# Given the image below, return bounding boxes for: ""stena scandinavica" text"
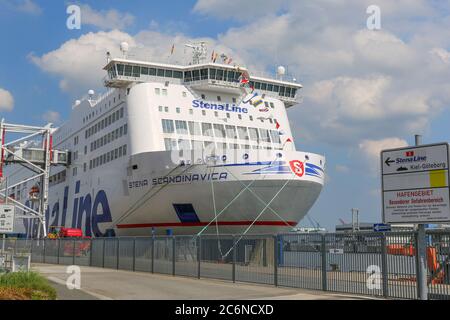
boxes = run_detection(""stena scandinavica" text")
[192,100,248,113]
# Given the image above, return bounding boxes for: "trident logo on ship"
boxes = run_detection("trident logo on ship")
[289,160,304,177]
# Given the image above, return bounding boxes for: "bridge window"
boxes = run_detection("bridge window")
[117,64,124,75]
[261,82,267,91]
[149,68,156,76]
[209,68,216,79]
[216,69,224,81]
[132,66,140,77]
[124,65,132,77]
[165,69,173,78]
[141,67,149,75]
[184,71,192,82]
[173,71,183,79]
[200,69,208,80]
[267,84,273,91]
[192,69,200,81]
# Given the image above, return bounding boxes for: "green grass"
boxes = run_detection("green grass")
[0,272,56,300]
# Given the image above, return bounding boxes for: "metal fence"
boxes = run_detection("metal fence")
[2,231,450,300]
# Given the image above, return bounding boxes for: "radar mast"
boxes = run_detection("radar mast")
[184,42,207,65]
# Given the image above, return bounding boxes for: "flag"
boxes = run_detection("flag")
[211,50,215,61]
[213,52,218,63]
[275,120,280,130]
[239,73,249,84]
[227,58,233,64]
[259,107,269,112]
[170,44,175,55]
[286,138,292,143]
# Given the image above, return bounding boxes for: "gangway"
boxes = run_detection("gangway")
[0,120,70,237]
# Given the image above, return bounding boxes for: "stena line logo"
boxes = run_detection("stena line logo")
[289,160,304,177]
[192,100,248,114]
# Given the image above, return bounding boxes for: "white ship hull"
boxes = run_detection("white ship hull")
[22,149,324,237]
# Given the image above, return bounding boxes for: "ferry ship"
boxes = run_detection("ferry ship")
[11,42,326,237]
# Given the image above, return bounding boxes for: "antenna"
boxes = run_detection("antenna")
[120,42,129,58]
[277,66,286,81]
[184,42,207,65]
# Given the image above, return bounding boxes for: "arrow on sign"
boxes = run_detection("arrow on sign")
[385,157,395,166]
[373,224,391,232]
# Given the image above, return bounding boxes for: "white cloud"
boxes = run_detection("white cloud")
[335,165,350,173]
[6,0,42,15]
[29,30,136,95]
[0,88,14,112]
[29,28,244,96]
[193,0,284,21]
[79,4,135,30]
[42,110,61,124]
[359,137,408,173]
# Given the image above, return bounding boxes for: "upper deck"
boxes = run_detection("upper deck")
[103,58,302,108]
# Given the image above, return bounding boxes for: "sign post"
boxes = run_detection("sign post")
[381,136,450,300]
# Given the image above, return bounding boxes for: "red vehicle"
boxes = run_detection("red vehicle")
[47,226,91,257]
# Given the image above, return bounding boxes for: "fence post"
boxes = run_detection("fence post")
[72,239,76,265]
[43,239,46,264]
[172,236,176,276]
[380,233,389,298]
[197,236,201,279]
[102,239,106,268]
[89,239,93,267]
[415,230,428,300]
[274,235,278,287]
[29,239,33,262]
[321,234,327,291]
[116,238,120,270]
[151,236,155,274]
[132,238,136,272]
[232,236,236,283]
[57,239,61,265]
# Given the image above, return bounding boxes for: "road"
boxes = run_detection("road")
[32,263,376,300]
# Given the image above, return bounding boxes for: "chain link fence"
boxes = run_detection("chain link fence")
[2,231,450,300]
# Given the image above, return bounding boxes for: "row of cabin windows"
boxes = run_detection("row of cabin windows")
[90,124,128,152]
[184,68,297,98]
[110,64,297,99]
[249,81,296,98]
[82,94,121,124]
[115,64,183,79]
[161,119,282,144]
[164,139,282,152]
[158,105,275,124]
[85,107,125,139]
[90,145,128,170]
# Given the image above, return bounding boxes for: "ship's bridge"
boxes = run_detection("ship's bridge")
[103,58,302,107]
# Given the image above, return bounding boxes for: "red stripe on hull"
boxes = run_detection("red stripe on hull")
[117,220,297,229]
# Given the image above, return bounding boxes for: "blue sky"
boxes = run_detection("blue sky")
[0,0,449,230]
